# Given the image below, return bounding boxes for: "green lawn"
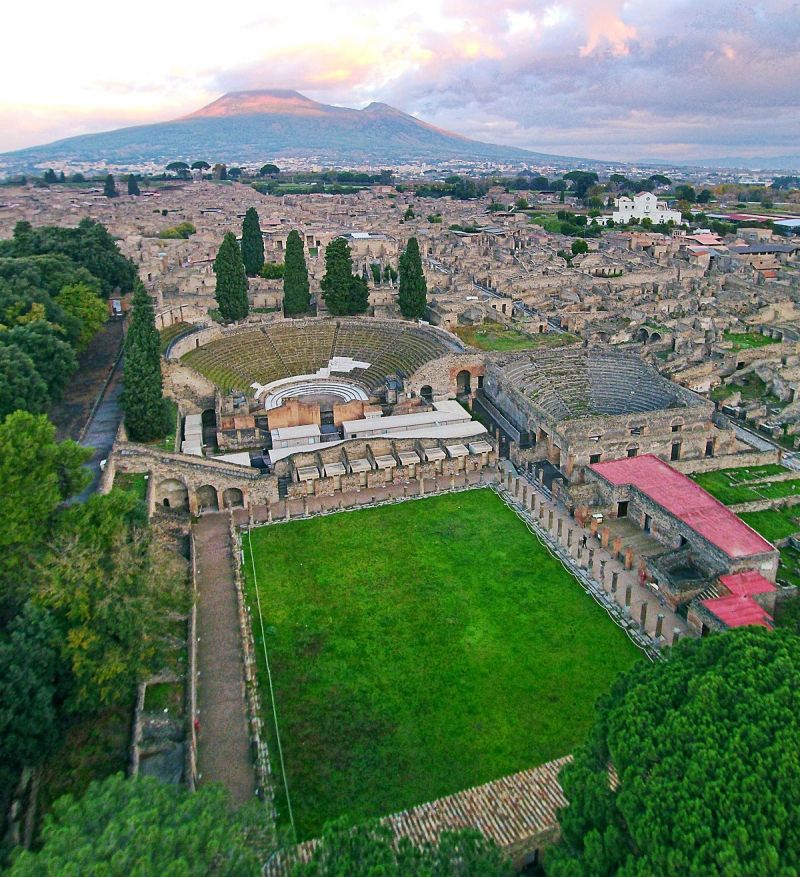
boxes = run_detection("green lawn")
[113,471,148,501]
[722,331,780,351]
[454,322,580,352]
[739,507,800,542]
[692,465,795,505]
[242,489,641,841]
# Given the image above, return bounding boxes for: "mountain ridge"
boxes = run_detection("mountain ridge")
[0,89,580,171]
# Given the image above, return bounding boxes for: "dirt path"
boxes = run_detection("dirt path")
[193,514,256,805]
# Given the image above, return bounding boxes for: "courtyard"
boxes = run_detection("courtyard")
[454,322,578,352]
[242,488,641,840]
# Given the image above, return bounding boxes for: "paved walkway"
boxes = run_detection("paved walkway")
[73,357,124,503]
[194,513,255,805]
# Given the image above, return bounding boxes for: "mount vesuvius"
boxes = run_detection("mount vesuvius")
[0,89,571,171]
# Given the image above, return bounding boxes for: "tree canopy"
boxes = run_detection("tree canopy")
[213,232,249,322]
[103,174,117,198]
[293,818,511,877]
[8,775,263,876]
[121,284,170,442]
[397,237,427,320]
[321,238,369,316]
[0,344,49,421]
[127,175,140,196]
[37,490,187,711]
[283,229,310,316]
[240,207,265,276]
[547,628,800,877]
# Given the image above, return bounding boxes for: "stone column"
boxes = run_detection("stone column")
[611,571,619,595]
[672,628,682,645]
[566,529,573,547]
[655,613,664,639]
[624,585,632,607]
[624,547,634,570]
[557,518,563,538]
[639,602,648,629]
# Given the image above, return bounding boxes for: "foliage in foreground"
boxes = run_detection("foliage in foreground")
[9,775,264,876]
[397,236,427,319]
[546,627,800,876]
[293,818,511,877]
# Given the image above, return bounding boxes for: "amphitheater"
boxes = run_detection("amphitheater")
[496,346,694,421]
[481,346,733,477]
[180,317,462,399]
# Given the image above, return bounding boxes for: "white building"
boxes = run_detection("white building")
[599,192,682,226]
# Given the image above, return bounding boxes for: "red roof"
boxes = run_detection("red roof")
[719,570,776,597]
[589,455,775,559]
[700,594,772,628]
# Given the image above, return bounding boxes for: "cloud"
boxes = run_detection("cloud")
[2,0,799,162]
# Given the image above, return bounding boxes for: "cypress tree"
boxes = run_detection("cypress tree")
[127,175,140,196]
[240,207,264,276]
[213,232,249,322]
[283,229,310,316]
[121,284,170,442]
[321,238,369,316]
[103,174,117,198]
[397,237,428,319]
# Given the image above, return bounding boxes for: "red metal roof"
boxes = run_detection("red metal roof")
[589,454,775,559]
[700,594,772,628]
[719,570,776,597]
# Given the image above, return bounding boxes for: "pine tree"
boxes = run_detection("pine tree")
[240,207,264,276]
[121,284,170,442]
[103,174,117,198]
[398,237,428,319]
[283,229,310,316]
[127,175,140,196]
[213,232,249,322]
[321,238,369,316]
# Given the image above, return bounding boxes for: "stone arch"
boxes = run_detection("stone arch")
[157,478,189,511]
[201,408,216,428]
[420,385,433,403]
[196,484,219,513]
[636,327,649,343]
[456,370,472,396]
[649,331,661,342]
[222,487,244,509]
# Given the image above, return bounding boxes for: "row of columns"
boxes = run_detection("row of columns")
[503,468,682,647]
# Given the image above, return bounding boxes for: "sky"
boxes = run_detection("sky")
[1,0,798,162]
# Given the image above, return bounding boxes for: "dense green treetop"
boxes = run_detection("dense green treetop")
[8,218,137,296]
[0,603,60,796]
[38,490,187,712]
[213,232,250,322]
[321,238,368,316]
[121,284,170,442]
[397,236,427,320]
[0,344,49,421]
[547,628,800,877]
[293,819,511,877]
[0,411,89,614]
[241,207,265,276]
[9,775,263,876]
[283,229,310,316]
[2,320,78,401]
[127,174,140,196]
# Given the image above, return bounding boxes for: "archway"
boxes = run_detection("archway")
[456,370,472,396]
[636,327,649,343]
[649,331,661,343]
[157,478,189,511]
[420,385,433,403]
[196,484,219,513]
[223,487,244,509]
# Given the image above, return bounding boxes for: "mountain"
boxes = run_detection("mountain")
[0,89,575,171]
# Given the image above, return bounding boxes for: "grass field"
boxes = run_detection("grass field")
[242,489,641,840]
[692,464,792,505]
[722,331,780,351]
[454,322,579,352]
[739,507,800,542]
